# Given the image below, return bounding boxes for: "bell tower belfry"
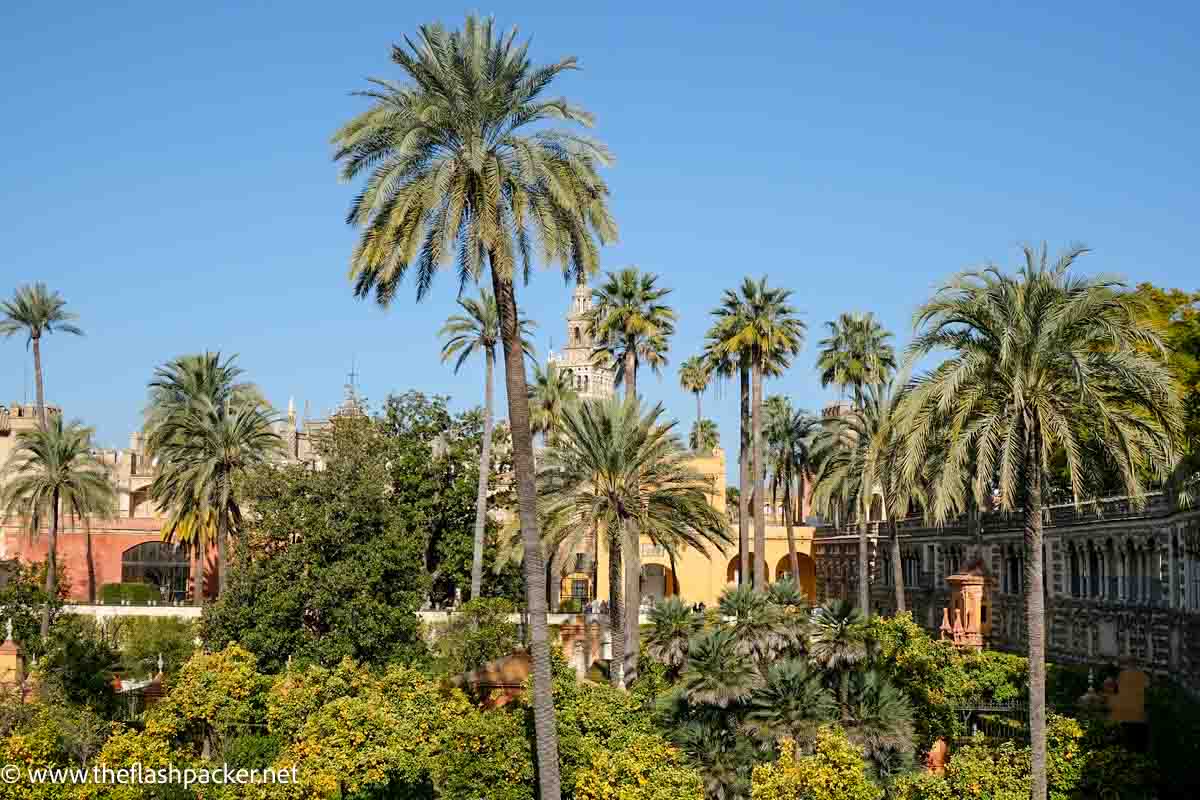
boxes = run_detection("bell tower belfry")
[547,282,614,401]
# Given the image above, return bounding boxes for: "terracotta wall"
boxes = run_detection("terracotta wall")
[1,518,213,601]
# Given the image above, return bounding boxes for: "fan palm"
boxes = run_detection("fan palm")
[709,278,805,589]
[332,18,617,793]
[646,596,703,679]
[808,599,867,674]
[898,243,1180,798]
[841,669,915,780]
[678,627,761,708]
[744,658,835,755]
[816,311,896,408]
[538,396,730,687]
[1,418,115,631]
[689,419,720,453]
[679,355,710,437]
[528,361,579,445]
[439,290,535,599]
[717,584,790,672]
[1,283,83,428]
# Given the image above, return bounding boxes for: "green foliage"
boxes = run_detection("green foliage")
[575,732,704,800]
[432,597,519,676]
[866,614,1026,749]
[36,615,120,717]
[0,560,60,656]
[199,410,436,672]
[98,583,161,605]
[751,726,882,800]
[891,714,1157,800]
[107,616,197,679]
[1146,679,1200,799]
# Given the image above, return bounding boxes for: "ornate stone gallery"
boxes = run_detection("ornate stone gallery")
[812,494,1200,692]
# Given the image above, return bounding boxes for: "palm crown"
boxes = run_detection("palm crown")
[816,311,896,405]
[333,15,617,301]
[587,267,676,397]
[0,283,83,344]
[438,289,536,372]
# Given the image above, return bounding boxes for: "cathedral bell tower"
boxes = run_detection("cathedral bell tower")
[547,281,614,401]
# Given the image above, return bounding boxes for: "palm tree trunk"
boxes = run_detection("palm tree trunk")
[42,489,59,636]
[785,478,800,583]
[217,513,228,597]
[695,392,702,443]
[608,531,626,688]
[623,339,640,683]
[32,335,46,429]
[490,266,561,800]
[1024,430,1048,800]
[752,355,766,589]
[84,520,96,605]
[890,519,905,614]
[470,348,495,600]
[739,362,751,585]
[857,498,870,614]
[192,544,204,606]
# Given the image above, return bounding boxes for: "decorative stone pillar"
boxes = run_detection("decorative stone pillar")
[0,621,25,690]
[942,560,991,651]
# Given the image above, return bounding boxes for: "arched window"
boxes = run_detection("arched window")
[121,542,190,602]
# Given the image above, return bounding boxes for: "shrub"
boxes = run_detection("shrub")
[575,731,704,800]
[751,726,882,800]
[99,583,162,604]
[431,597,519,676]
[107,616,197,678]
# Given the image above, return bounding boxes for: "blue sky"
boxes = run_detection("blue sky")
[2,1,1197,477]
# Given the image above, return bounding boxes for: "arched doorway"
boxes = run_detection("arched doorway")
[726,555,765,587]
[121,541,190,602]
[775,554,817,602]
[641,564,678,605]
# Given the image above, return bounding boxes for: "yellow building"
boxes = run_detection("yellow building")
[554,445,817,609]
[537,282,818,610]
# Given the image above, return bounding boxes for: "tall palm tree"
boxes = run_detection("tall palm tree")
[145,354,280,599]
[709,278,805,589]
[1,418,115,631]
[528,361,579,445]
[679,355,710,437]
[586,267,676,681]
[439,290,535,600]
[332,19,617,791]
[898,243,1180,799]
[767,400,822,587]
[816,312,896,408]
[689,419,720,453]
[701,342,752,588]
[538,396,731,687]
[1,283,84,428]
[812,380,908,615]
